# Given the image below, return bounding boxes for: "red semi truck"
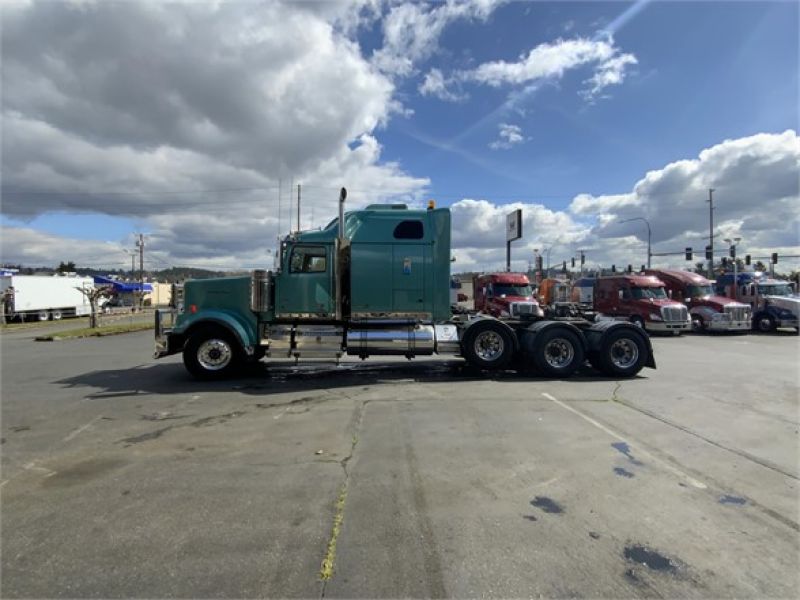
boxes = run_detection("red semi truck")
[644,269,751,332]
[593,275,691,333]
[473,272,544,319]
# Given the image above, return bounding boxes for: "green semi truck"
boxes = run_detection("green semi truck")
[154,189,655,379]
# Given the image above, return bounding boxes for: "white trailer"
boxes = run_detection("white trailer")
[1,275,95,321]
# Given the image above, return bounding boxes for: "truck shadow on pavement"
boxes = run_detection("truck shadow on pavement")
[56,359,644,400]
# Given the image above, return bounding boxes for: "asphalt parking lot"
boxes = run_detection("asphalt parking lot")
[1,326,798,598]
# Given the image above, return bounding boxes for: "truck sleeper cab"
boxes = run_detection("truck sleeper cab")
[594,275,690,333]
[155,189,656,380]
[644,269,750,333]
[715,273,799,333]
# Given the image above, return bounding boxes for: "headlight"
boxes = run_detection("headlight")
[535,307,544,317]
[499,309,510,317]
[649,313,662,321]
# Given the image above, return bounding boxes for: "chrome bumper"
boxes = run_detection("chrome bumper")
[154,309,178,358]
[778,318,799,329]
[707,319,751,332]
[646,320,691,332]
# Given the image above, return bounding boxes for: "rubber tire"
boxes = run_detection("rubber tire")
[755,314,776,333]
[183,325,243,380]
[630,315,645,329]
[37,311,49,321]
[51,310,63,321]
[526,328,585,378]
[461,320,515,370]
[691,315,706,333]
[596,328,648,378]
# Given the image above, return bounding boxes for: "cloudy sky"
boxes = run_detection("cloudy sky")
[1,0,798,274]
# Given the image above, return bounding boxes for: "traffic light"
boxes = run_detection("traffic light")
[571,257,575,268]
[611,264,616,272]
[705,245,713,260]
[641,265,646,273]
[562,261,567,272]
[685,247,693,261]
[729,245,736,259]
[772,252,778,264]
[580,252,585,266]
[627,264,632,273]
[745,254,751,266]
[721,257,728,267]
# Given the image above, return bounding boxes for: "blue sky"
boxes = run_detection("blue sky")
[378,0,797,206]
[1,0,798,272]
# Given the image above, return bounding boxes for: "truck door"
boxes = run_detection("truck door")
[277,244,334,317]
[392,244,428,314]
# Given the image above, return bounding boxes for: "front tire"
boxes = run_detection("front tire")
[691,315,706,333]
[461,320,515,370]
[526,328,584,378]
[630,315,645,329]
[183,325,243,380]
[594,329,648,378]
[754,314,776,333]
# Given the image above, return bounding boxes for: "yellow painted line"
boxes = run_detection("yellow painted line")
[319,485,348,580]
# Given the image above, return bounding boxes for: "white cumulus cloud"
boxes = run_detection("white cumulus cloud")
[488,123,527,150]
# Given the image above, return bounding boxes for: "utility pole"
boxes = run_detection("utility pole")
[137,233,144,311]
[297,183,301,232]
[707,188,715,279]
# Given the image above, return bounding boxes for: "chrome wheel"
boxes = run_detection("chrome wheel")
[197,338,233,371]
[757,316,774,332]
[610,338,639,369]
[473,330,505,362]
[543,338,575,368]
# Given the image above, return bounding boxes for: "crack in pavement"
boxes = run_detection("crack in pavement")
[319,396,370,596]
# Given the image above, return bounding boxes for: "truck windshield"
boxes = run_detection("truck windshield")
[630,287,668,299]
[686,284,714,297]
[494,284,531,297]
[758,284,794,296]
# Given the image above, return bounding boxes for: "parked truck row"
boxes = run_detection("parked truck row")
[464,268,796,334]
[155,190,656,380]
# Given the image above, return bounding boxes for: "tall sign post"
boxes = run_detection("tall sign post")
[506,209,522,272]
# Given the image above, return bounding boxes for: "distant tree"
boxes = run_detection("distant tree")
[754,261,768,272]
[57,261,76,273]
[75,285,113,328]
[693,262,706,275]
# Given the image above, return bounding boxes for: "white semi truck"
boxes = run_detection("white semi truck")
[1,275,95,321]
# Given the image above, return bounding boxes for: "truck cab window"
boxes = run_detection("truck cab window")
[621,288,631,300]
[393,220,424,239]
[290,246,327,273]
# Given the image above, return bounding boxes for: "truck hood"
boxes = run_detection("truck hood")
[634,298,682,309]
[765,295,800,313]
[687,295,747,310]
[493,295,539,307]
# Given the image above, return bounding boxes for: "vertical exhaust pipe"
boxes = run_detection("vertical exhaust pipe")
[338,187,346,242]
[335,187,347,321]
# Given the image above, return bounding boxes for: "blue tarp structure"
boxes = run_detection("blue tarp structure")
[93,276,152,293]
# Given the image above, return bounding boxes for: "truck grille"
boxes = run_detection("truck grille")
[660,305,688,323]
[509,302,539,317]
[724,305,748,321]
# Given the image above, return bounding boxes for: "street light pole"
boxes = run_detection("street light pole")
[620,217,652,269]
[724,237,741,300]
